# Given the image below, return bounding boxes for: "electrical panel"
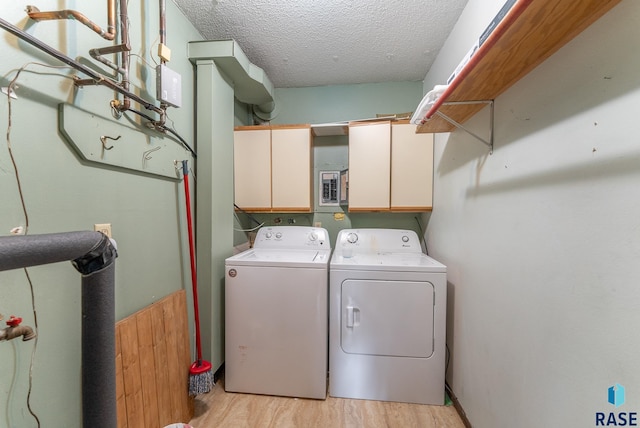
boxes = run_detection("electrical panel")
[319,171,339,206]
[319,170,348,206]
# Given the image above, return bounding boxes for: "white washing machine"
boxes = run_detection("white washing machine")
[225,226,331,399]
[329,228,447,405]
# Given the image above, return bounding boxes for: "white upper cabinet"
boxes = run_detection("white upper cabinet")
[234,127,272,211]
[234,125,312,212]
[271,127,312,211]
[391,122,434,211]
[348,121,433,212]
[348,121,392,211]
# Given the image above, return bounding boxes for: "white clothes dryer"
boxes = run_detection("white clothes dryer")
[329,228,447,405]
[225,226,331,399]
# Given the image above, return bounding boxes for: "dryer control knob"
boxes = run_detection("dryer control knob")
[309,232,318,241]
[275,232,282,239]
[346,232,358,244]
[402,235,409,243]
[265,232,273,239]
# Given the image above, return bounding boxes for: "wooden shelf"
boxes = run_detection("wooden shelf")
[416,0,622,134]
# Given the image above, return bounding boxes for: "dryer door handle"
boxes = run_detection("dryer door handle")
[346,306,360,328]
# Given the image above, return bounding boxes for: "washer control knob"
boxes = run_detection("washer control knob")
[309,232,318,241]
[402,235,409,243]
[346,233,358,244]
[265,232,273,239]
[275,232,282,239]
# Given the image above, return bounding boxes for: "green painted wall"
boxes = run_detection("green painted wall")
[0,2,201,427]
[234,82,432,248]
[2,5,437,426]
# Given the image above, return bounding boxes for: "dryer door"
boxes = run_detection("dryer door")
[341,279,434,358]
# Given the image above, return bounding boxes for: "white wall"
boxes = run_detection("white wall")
[423,1,640,427]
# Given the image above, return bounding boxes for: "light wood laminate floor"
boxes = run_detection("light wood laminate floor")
[189,376,466,428]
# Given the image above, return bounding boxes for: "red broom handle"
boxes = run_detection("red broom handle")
[182,160,203,362]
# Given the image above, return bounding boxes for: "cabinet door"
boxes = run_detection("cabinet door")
[271,127,312,211]
[233,128,271,210]
[348,122,391,211]
[391,123,433,211]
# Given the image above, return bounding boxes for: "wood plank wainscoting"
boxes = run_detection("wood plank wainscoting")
[116,290,194,427]
[114,290,467,427]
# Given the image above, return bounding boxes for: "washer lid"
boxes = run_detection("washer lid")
[331,252,446,273]
[226,248,331,268]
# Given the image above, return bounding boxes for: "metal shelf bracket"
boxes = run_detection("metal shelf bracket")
[434,100,494,154]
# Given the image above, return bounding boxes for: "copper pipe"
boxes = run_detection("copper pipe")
[84,0,130,111]
[26,3,116,41]
[90,45,128,75]
[88,14,131,76]
[156,0,168,126]
[159,0,166,49]
[119,0,131,111]
[0,16,163,116]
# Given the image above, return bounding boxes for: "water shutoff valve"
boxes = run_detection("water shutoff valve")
[6,315,22,327]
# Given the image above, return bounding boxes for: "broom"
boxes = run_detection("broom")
[182,160,214,396]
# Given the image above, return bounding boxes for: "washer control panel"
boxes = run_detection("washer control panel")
[253,226,330,249]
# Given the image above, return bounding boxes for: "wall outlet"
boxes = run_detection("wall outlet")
[94,223,112,238]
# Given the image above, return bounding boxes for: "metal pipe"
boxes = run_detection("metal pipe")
[0,231,118,428]
[0,325,36,341]
[156,0,169,126]
[119,0,131,111]
[90,46,128,75]
[26,4,116,41]
[0,17,163,116]
[85,0,131,111]
[159,0,166,51]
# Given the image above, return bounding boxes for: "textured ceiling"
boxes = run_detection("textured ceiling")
[173,0,469,88]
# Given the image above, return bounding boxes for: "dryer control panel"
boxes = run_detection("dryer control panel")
[335,228,421,255]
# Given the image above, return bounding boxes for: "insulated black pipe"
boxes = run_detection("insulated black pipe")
[80,261,116,428]
[0,231,117,428]
[0,231,108,270]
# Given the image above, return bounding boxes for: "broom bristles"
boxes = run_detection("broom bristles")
[189,370,214,396]
[189,360,214,396]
